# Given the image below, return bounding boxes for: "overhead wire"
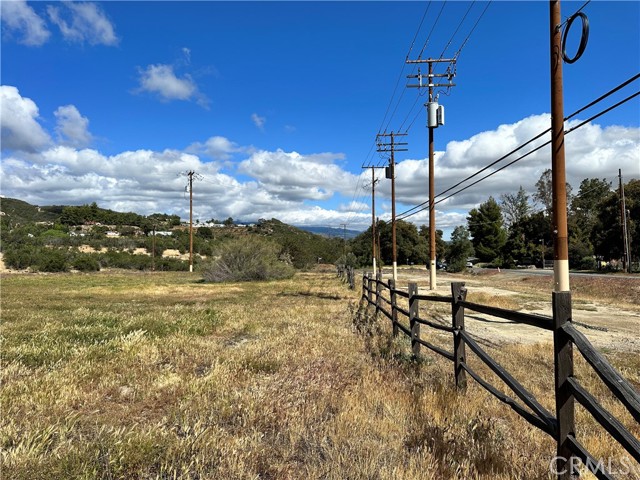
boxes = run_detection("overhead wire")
[453,0,492,60]
[376,2,432,138]
[388,74,640,223]
[396,88,639,222]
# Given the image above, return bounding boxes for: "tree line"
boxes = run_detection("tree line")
[349,171,639,272]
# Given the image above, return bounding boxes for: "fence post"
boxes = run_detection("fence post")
[553,291,575,480]
[389,278,398,337]
[348,267,354,289]
[451,282,467,390]
[375,271,382,316]
[366,272,373,304]
[408,282,420,357]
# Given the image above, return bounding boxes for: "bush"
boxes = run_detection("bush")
[202,237,295,282]
[72,254,101,272]
[37,249,69,272]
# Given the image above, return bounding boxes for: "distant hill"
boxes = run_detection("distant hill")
[298,225,362,239]
[0,197,60,225]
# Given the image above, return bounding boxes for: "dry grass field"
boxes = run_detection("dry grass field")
[1,268,638,479]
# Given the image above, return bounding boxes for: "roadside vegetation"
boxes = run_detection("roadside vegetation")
[1,270,638,479]
[350,174,639,272]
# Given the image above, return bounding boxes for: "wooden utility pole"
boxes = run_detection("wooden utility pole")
[182,170,201,273]
[619,169,631,273]
[339,223,347,257]
[152,224,156,271]
[549,1,570,292]
[406,57,456,290]
[377,132,407,281]
[188,171,194,273]
[363,166,384,273]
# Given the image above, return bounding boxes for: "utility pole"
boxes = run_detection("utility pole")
[182,170,202,273]
[619,169,630,273]
[549,1,570,292]
[339,223,347,257]
[152,223,156,272]
[406,57,456,290]
[377,132,408,281]
[363,166,385,274]
[376,216,381,274]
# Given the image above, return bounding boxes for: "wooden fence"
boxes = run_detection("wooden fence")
[336,264,355,290]
[360,272,639,480]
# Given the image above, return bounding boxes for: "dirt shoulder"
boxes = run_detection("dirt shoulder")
[374,267,640,353]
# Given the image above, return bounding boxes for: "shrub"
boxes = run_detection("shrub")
[202,237,295,282]
[72,254,101,272]
[36,248,69,272]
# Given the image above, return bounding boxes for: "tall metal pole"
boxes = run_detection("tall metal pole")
[428,62,437,290]
[550,1,570,292]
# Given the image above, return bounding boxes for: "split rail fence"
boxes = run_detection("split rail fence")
[360,272,639,479]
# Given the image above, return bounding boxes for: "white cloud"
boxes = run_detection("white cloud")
[187,136,243,161]
[0,85,51,152]
[338,200,369,213]
[1,0,50,46]
[54,105,92,148]
[137,64,208,107]
[376,113,640,215]
[251,113,266,131]
[1,91,637,234]
[47,2,118,46]
[239,149,356,201]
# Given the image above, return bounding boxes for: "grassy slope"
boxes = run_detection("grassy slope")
[1,271,638,479]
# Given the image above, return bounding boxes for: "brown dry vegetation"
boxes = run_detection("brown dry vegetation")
[1,269,638,479]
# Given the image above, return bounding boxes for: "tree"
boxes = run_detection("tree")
[500,186,531,228]
[447,226,474,272]
[592,179,639,264]
[534,168,573,213]
[467,196,507,263]
[418,226,446,262]
[570,178,612,239]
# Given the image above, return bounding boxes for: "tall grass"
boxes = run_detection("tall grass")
[1,270,638,479]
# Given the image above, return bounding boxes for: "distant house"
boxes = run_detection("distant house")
[106,231,120,238]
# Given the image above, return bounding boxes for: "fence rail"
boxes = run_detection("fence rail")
[358,271,639,479]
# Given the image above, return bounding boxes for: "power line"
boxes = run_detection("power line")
[390,85,640,224]
[453,1,492,60]
[417,0,448,59]
[437,1,476,60]
[376,2,432,140]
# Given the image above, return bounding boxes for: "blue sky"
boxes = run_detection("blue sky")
[1,0,639,238]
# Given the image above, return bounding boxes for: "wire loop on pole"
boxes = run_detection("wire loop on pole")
[562,12,589,64]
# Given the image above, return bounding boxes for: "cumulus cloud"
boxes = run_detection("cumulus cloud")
[239,149,356,201]
[0,85,51,152]
[187,136,243,161]
[47,2,118,46]
[1,0,50,46]
[338,200,369,213]
[54,105,92,148]
[1,92,637,233]
[377,113,640,215]
[251,113,266,131]
[137,64,208,107]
